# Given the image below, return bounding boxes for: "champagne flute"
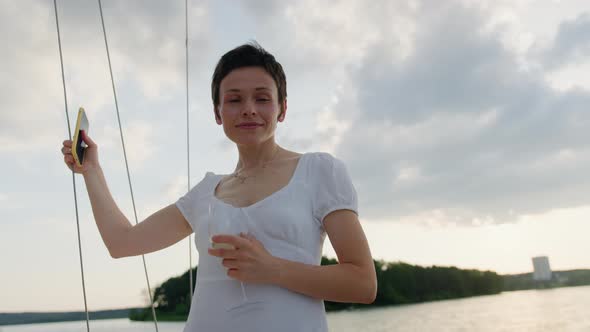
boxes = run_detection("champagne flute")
[208,202,235,250]
[208,202,254,309]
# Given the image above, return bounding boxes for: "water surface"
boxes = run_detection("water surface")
[3,285,589,331]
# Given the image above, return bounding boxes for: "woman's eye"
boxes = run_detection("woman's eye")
[229,99,240,103]
[257,98,270,102]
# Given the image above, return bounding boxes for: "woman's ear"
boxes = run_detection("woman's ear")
[214,107,222,125]
[278,99,287,122]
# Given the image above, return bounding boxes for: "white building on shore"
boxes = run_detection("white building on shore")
[532,256,552,281]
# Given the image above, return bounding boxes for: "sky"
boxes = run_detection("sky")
[1,0,589,312]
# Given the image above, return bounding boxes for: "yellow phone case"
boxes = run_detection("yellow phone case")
[72,107,89,167]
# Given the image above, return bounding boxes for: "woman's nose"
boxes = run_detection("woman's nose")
[242,100,257,116]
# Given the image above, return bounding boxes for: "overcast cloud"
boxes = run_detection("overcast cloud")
[1,0,589,311]
[235,0,590,224]
[333,1,590,223]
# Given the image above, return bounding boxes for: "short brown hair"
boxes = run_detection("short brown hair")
[211,42,287,119]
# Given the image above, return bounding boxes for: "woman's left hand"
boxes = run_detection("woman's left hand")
[208,233,281,284]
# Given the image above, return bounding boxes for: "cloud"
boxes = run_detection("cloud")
[0,0,68,150]
[537,12,590,91]
[327,1,590,224]
[276,130,314,152]
[164,175,191,203]
[237,0,415,75]
[213,0,590,225]
[3,0,588,228]
[541,12,590,69]
[99,122,158,168]
[313,87,353,154]
[0,0,211,152]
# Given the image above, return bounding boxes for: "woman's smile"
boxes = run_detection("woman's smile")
[236,122,264,129]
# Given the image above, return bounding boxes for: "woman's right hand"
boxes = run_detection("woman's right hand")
[61,130,100,174]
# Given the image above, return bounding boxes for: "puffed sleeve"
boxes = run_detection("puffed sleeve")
[312,153,359,225]
[175,172,213,232]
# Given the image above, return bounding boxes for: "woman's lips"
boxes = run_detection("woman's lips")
[237,123,263,129]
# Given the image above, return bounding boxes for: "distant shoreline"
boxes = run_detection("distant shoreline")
[0,308,137,326]
[4,269,589,326]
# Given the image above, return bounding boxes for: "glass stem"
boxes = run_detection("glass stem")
[240,282,248,302]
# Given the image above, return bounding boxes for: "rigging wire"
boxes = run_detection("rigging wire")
[185,0,194,304]
[55,1,192,327]
[96,0,159,330]
[52,0,91,330]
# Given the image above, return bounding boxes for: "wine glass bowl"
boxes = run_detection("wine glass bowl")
[208,201,259,310]
[208,202,236,250]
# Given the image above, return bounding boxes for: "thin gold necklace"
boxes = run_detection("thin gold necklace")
[231,147,280,184]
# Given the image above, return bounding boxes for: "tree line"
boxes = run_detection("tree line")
[5,266,587,325]
[503,269,590,291]
[130,257,504,320]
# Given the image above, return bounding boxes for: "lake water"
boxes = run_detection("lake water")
[3,285,589,331]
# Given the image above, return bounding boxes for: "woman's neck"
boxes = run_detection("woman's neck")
[234,140,282,171]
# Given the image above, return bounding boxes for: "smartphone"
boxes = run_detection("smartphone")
[72,107,89,167]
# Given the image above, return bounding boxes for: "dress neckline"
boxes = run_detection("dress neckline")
[212,152,309,210]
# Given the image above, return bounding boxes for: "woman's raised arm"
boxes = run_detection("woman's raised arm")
[62,133,193,259]
[109,203,192,258]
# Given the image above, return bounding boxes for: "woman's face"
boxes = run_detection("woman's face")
[216,66,286,147]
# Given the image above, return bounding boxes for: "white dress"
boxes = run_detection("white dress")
[175,152,358,332]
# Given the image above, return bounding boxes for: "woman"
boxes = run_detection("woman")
[61,42,376,331]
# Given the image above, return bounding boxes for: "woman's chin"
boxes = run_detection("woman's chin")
[231,137,273,147]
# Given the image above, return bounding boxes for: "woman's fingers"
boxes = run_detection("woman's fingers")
[222,258,242,269]
[210,234,251,250]
[208,247,240,259]
[61,138,89,174]
[81,131,96,148]
[62,140,72,156]
[63,153,77,171]
[64,159,73,171]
